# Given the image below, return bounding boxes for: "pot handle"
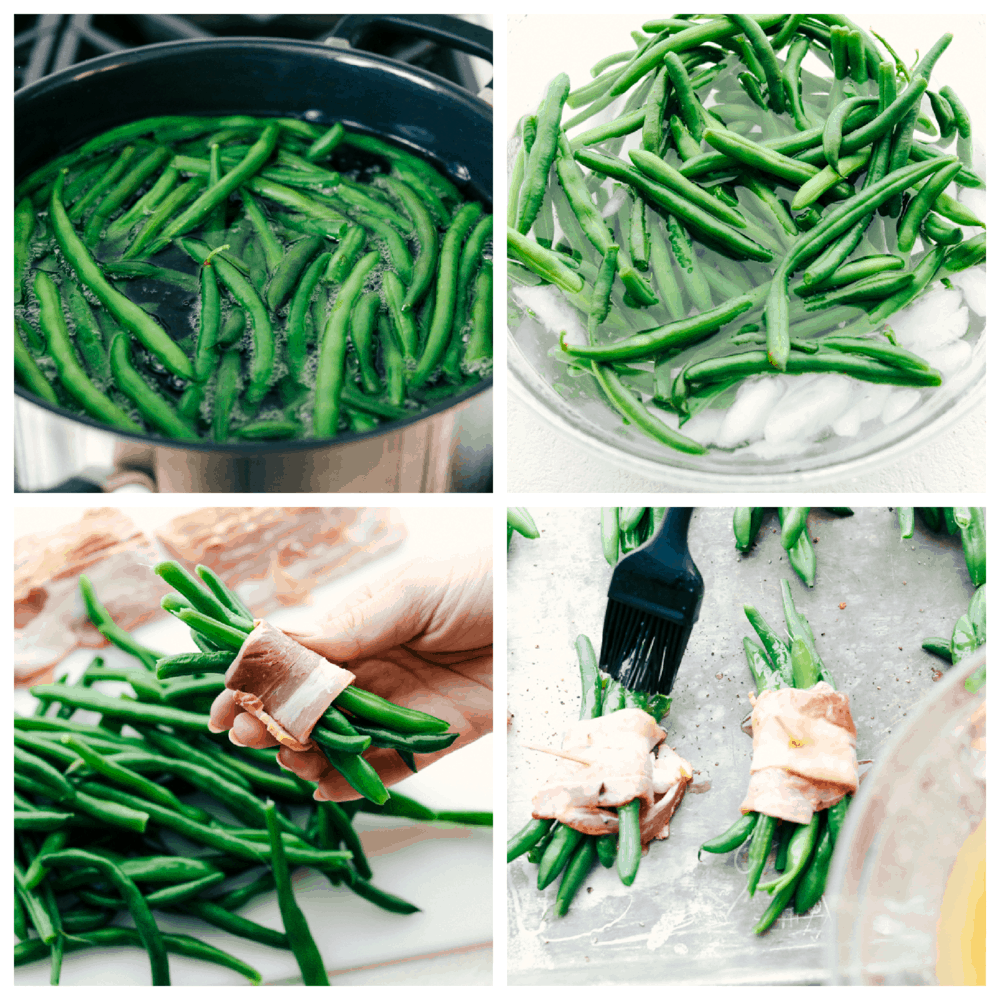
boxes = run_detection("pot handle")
[16,469,157,493]
[327,14,492,90]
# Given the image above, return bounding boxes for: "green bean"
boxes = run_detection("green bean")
[109,333,199,441]
[628,150,747,228]
[537,824,584,890]
[746,812,778,896]
[508,818,555,862]
[15,332,59,405]
[15,196,35,302]
[576,148,773,262]
[699,811,758,859]
[313,249,380,437]
[331,690,447,740]
[338,867,420,914]
[553,135,657,305]
[43,849,169,984]
[156,560,252,630]
[68,145,138,222]
[265,235,323,312]
[182,897,288,951]
[564,284,767,362]
[146,122,278,254]
[62,737,208,823]
[448,212,494,363]
[308,726,372,755]
[87,145,173,243]
[261,802,328,983]
[15,862,56,944]
[590,362,705,453]
[347,721,456,755]
[32,272,143,433]
[177,238,275,408]
[647,224,685,321]
[555,836,597,916]
[378,175,440,310]
[517,74,571,234]
[15,810,73,831]
[318,745,390,805]
[30,685,208,735]
[49,172,195,378]
[383,269,419,360]
[897,160,965,252]
[161,675,226,702]
[15,927,263,984]
[615,799,642,886]
[729,14,784,113]
[463,263,493,368]
[411,202,484,387]
[208,347,241,442]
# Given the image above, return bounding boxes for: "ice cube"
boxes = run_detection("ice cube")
[922,339,973,378]
[716,375,786,448]
[951,266,986,317]
[881,388,921,424]
[764,374,854,445]
[681,408,725,446]
[890,288,967,350]
[512,284,588,345]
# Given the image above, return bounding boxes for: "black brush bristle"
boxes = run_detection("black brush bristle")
[600,598,694,693]
[599,508,703,695]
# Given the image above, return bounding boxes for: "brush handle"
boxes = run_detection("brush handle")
[644,507,695,567]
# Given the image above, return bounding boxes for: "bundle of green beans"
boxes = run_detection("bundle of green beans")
[15,115,492,443]
[732,506,855,586]
[507,635,672,916]
[15,572,487,985]
[508,15,985,456]
[599,505,666,564]
[698,580,849,934]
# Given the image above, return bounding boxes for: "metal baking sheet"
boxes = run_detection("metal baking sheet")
[506,506,974,985]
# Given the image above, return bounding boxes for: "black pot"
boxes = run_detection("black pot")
[15,32,492,492]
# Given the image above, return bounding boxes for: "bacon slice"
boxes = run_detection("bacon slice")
[530,708,692,845]
[225,620,355,749]
[740,681,858,824]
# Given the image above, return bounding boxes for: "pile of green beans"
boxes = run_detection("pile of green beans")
[733,506,855,587]
[698,580,849,934]
[15,572,488,984]
[508,15,985,456]
[507,634,673,916]
[15,115,492,443]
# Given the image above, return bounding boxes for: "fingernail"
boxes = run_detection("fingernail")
[228,731,246,747]
[207,723,225,734]
[313,788,329,801]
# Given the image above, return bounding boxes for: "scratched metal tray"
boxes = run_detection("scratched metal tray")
[506,506,975,985]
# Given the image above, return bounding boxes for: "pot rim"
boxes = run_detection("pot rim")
[15,35,493,453]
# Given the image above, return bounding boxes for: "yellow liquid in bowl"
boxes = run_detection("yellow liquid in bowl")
[936,818,986,985]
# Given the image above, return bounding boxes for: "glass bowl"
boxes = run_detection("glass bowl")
[826,648,985,985]
[507,13,986,490]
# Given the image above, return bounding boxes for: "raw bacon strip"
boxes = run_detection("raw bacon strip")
[226,620,355,748]
[740,681,858,824]
[530,708,692,844]
[531,708,666,823]
[534,741,693,843]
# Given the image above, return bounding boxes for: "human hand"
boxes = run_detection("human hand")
[208,547,492,800]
